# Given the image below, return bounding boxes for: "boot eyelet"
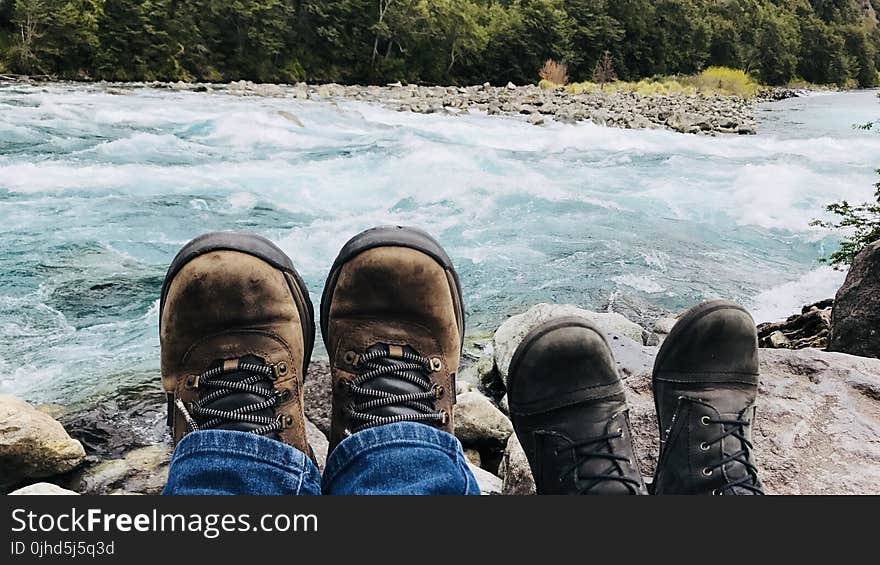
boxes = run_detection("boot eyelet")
[712,489,721,495]
[336,379,351,394]
[285,416,294,427]
[700,416,711,426]
[439,409,449,425]
[616,427,623,435]
[430,358,443,372]
[276,362,288,376]
[185,375,200,389]
[279,389,292,402]
[343,351,358,366]
[700,442,710,451]
[702,467,713,476]
[433,384,445,398]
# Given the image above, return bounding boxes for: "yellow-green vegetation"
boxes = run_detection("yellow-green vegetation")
[565,67,761,99]
[690,67,759,98]
[539,79,560,90]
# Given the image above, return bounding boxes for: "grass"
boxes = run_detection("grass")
[561,67,762,99]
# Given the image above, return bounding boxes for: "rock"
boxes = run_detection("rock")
[527,114,545,126]
[1,395,86,491]
[498,394,509,416]
[304,361,332,437]
[464,448,482,468]
[306,418,329,472]
[277,110,305,127]
[475,355,500,390]
[768,331,791,348]
[620,347,880,494]
[759,299,833,350]
[9,482,79,495]
[493,304,648,383]
[59,387,166,459]
[500,434,536,495]
[468,462,502,495]
[829,240,880,358]
[506,82,517,90]
[454,392,513,446]
[652,316,678,336]
[67,444,171,495]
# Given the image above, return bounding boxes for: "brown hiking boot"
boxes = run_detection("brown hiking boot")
[320,226,465,451]
[160,232,315,453]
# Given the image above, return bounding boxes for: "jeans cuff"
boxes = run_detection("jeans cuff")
[323,422,467,487]
[171,429,313,476]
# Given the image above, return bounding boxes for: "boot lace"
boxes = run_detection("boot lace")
[702,416,764,495]
[555,429,642,494]
[346,345,446,432]
[175,361,284,436]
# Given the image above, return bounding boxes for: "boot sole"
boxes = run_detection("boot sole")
[507,316,618,406]
[320,225,465,350]
[159,231,316,378]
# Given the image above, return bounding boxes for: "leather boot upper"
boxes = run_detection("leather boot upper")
[161,246,312,452]
[322,232,463,451]
[652,300,763,495]
[508,318,648,495]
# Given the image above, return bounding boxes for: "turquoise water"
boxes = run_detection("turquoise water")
[1,83,878,404]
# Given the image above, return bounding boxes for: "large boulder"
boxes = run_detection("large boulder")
[489,306,880,494]
[1,395,86,491]
[829,240,880,358]
[493,304,648,383]
[621,348,880,495]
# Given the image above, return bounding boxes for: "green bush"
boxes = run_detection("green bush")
[813,122,880,267]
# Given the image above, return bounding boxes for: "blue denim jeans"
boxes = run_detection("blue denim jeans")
[162,422,480,495]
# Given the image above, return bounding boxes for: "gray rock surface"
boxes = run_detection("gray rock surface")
[67,444,171,495]
[500,434,536,495]
[9,482,79,495]
[306,418,329,472]
[468,463,502,495]
[830,240,880,358]
[493,303,650,383]
[489,307,880,495]
[454,392,513,446]
[304,361,332,437]
[1,395,86,491]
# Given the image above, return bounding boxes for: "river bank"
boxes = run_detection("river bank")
[1,77,806,135]
[3,298,880,496]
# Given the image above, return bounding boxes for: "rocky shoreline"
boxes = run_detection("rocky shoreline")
[4,304,879,496]
[2,77,806,135]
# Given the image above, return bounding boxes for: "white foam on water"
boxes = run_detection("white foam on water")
[1,83,878,402]
[749,266,846,323]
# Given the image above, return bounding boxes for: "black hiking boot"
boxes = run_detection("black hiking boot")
[507,317,647,495]
[652,300,764,495]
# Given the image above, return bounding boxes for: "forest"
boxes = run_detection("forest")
[0,0,878,87]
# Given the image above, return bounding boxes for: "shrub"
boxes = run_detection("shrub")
[690,67,759,98]
[592,51,617,86]
[539,59,568,86]
[813,122,880,267]
[538,78,559,90]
